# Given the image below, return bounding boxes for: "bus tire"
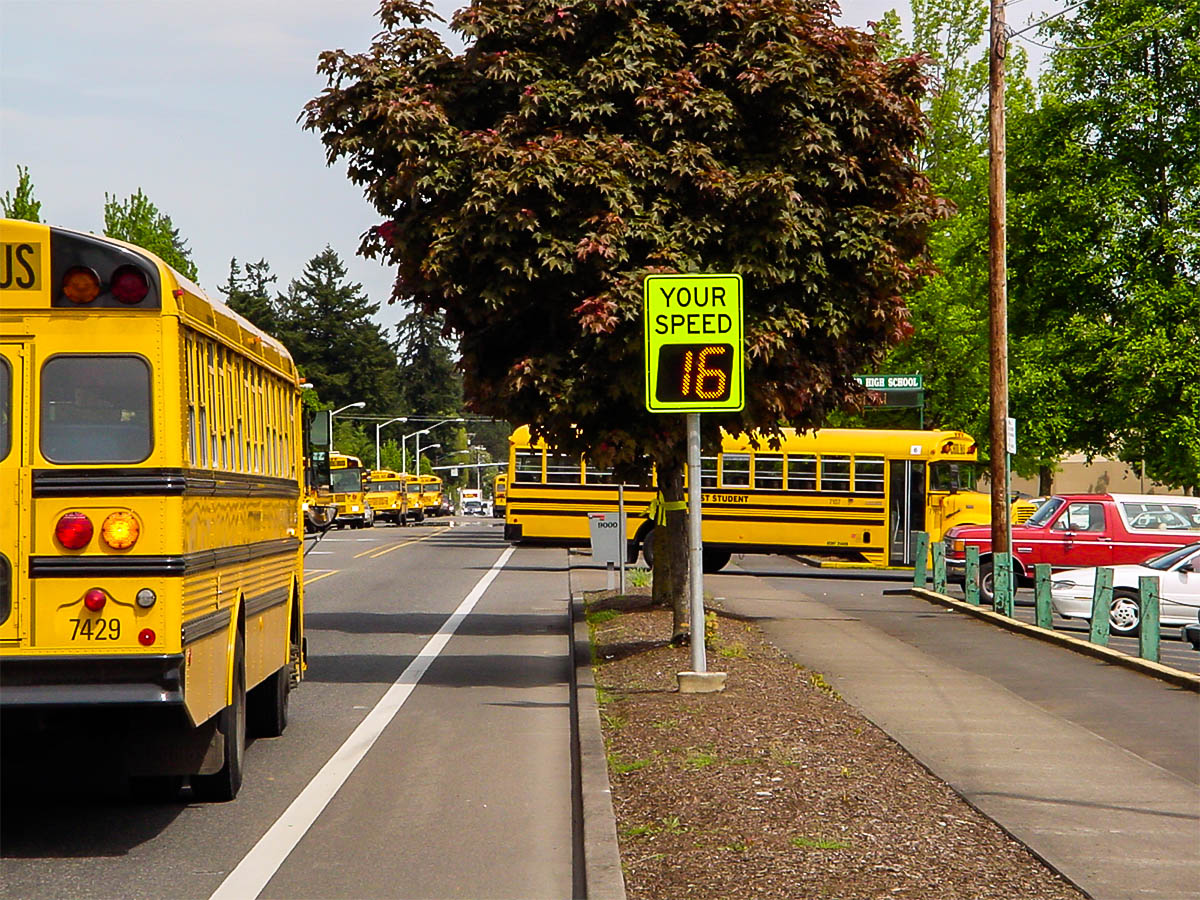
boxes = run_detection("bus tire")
[191,632,246,802]
[641,527,656,568]
[248,663,290,739]
[702,549,731,573]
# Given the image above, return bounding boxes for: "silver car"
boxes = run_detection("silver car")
[1050,543,1200,636]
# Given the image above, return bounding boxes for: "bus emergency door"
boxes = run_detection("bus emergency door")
[0,343,27,641]
[888,459,926,566]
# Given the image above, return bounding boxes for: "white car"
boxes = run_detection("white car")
[1050,543,1200,636]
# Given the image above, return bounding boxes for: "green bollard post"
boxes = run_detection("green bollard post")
[1034,564,1053,630]
[1139,575,1160,664]
[1089,567,1113,646]
[964,546,980,606]
[932,541,947,594]
[993,552,1013,617]
[912,532,929,588]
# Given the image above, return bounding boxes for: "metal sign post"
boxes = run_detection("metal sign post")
[643,274,744,694]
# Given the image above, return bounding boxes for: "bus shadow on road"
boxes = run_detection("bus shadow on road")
[0,774,186,858]
[301,649,569,690]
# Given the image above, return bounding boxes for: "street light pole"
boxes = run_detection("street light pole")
[401,417,465,474]
[374,416,408,470]
[329,401,365,452]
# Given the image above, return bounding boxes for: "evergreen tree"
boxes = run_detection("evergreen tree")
[103,189,199,280]
[1,166,42,222]
[219,258,281,334]
[394,307,463,416]
[278,246,404,414]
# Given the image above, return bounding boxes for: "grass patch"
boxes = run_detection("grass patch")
[600,710,626,730]
[717,642,748,659]
[684,748,719,769]
[587,608,620,625]
[621,822,657,838]
[609,753,653,775]
[791,835,850,851]
[628,566,652,588]
[595,687,616,705]
[650,718,679,730]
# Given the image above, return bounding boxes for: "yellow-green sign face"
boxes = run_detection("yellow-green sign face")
[644,274,744,413]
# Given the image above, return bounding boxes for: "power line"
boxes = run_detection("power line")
[1010,12,1177,55]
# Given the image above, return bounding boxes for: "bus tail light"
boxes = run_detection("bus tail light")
[62,266,102,304]
[55,512,94,549]
[138,628,156,646]
[83,588,107,612]
[110,265,150,304]
[101,511,140,549]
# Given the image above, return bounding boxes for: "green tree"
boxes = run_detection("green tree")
[2,165,42,222]
[219,258,281,335]
[278,246,403,415]
[395,307,463,416]
[1008,0,1200,492]
[304,0,944,634]
[103,188,199,280]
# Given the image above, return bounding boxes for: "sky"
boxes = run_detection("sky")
[0,0,1065,333]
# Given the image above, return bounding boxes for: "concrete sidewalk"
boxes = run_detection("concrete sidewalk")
[710,568,1200,900]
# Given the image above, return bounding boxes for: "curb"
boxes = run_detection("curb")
[569,592,628,900]
[910,587,1200,693]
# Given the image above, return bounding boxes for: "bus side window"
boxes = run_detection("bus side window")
[700,456,718,488]
[721,453,750,487]
[786,454,816,491]
[546,453,582,484]
[584,463,613,484]
[854,457,885,495]
[754,454,783,490]
[821,456,851,492]
[514,449,542,482]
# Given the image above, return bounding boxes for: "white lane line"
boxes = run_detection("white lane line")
[209,545,516,900]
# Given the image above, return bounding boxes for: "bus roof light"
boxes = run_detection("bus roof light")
[55,512,94,549]
[62,266,102,304]
[110,264,150,304]
[83,588,107,612]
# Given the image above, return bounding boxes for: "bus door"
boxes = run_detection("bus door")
[888,459,926,566]
[0,342,27,641]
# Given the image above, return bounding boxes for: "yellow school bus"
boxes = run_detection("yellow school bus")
[364,468,409,525]
[329,452,374,528]
[0,219,304,800]
[504,425,994,571]
[417,473,445,516]
[493,472,508,518]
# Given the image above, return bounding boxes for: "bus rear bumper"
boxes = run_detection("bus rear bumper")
[0,653,185,708]
[504,523,523,542]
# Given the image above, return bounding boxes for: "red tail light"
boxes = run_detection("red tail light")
[55,512,94,549]
[110,265,150,304]
[83,588,107,612]
[138,628,156,646]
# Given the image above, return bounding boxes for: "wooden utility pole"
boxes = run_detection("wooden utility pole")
[988,0,1010,553]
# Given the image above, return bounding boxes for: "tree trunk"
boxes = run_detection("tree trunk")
[651,453,690,643]
[1038,465,1053,497]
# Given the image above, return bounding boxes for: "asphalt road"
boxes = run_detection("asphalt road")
[1,520,579,900]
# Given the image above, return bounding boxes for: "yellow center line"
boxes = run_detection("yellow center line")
[303,570,340,587]
[368,529,442,559]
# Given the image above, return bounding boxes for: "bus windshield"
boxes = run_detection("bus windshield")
[929,461,978,492]
[330,468,363,493]
[367,480,401,492]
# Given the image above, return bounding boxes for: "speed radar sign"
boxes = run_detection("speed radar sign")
[643,274,744,413]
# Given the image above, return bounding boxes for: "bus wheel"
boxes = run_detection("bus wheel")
[248,656,291,739]
[641,528,656,568]
[191,632,246,802]
[702,549,731,573]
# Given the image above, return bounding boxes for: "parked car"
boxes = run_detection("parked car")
[945,493,1200,603]
[461,499,486,516]
[1050,543,1200,636]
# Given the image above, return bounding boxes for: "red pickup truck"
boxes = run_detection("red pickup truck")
[944,493,1200,601]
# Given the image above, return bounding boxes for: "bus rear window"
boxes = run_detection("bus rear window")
[41,356,152,463]
[0,358,10,462]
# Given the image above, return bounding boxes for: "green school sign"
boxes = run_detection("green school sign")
[643,274,744,413]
